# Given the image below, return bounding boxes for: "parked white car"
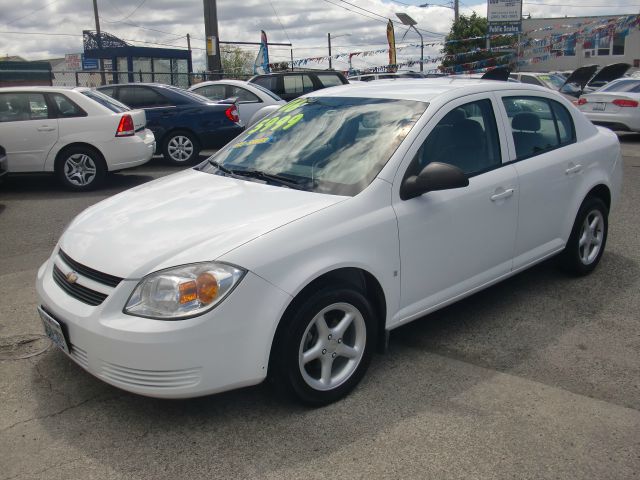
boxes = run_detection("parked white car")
[0,87,155,190]
[188,80,285,125]
[577,78,640,132]
[37,80,622,405]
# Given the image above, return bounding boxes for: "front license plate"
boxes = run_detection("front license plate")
[592,102,606,111]
[38,307,69,354]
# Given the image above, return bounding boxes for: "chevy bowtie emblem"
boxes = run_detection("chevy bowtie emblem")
[65,271,79,284]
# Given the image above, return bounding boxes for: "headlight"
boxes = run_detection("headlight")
[124,262,245,320]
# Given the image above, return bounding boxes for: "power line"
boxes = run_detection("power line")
[268,0,293,44]
[3,0,61,26]
[105,0,148,22]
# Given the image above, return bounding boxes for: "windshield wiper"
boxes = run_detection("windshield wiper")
[208,159,237,176]
[230,168,310,190]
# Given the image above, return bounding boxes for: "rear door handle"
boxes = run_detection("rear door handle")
[490,188,515,202]
[37,126,56,132]
[566,164,583,175]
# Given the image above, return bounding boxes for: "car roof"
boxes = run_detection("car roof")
[190,79,250,88]
[308,78,552,102]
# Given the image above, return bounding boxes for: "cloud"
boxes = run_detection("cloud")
[0,0,637,72]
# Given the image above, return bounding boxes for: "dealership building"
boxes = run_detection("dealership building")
[518,14,640,72]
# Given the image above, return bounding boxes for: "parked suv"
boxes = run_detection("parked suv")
[248,71,349,101]
[97,83,243,164]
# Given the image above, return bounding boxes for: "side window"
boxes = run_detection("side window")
[118,87,169,108]
[550,100,576,145]
[0,93,48,122]
[229,86,260,103]
[252,76,277,92]
[317,74,344,87]
[502,96,573,159]
[51,93,86,118]
[99,87,115,97]
[198,84,227,101]
[302,75,315,93]
[283,75,303,94]
[410,99,501,177]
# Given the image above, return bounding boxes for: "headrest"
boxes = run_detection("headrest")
[457,119,484,146]
[512,112,540,132]
[442,108,466,124]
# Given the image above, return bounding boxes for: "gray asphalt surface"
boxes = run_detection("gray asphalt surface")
[1,138,639,480]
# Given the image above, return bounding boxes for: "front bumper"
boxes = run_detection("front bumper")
[36,251,291,399]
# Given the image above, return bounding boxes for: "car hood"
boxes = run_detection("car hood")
[59,169,346,279]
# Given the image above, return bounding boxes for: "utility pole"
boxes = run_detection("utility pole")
[454,0,459,22]
[92,0,106,85]
[328,33,332,70]
[203,0,222,79]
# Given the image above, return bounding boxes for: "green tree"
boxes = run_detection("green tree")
[220,46,254,78]
[441,12,514,70]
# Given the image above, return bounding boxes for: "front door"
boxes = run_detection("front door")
[0,92,58,172]
[392,95,519,324]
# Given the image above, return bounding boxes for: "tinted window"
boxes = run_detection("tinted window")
[51,93,86,118]
[99,87,115,97]
[201,97,427,196]
[0,93,48,122]
[82,90,130,113]
[302,75,314,93]
[230,86,260,103]
[502,96,575,159]
[520,75,544,86]
[252,76,278,92]
[195,84,227,101]
[409,99,501,176]
[317,74,344,87]
[284,75,303,94]
[118,86,170,108]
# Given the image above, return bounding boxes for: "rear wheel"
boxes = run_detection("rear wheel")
[271,285,376,406]
[162,131,199,165]
[560,196,608,275]
[55,146,106,191]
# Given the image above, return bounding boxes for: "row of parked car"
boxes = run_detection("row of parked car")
[0,66,637,191]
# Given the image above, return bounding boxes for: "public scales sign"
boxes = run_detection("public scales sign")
[487,0,523,34]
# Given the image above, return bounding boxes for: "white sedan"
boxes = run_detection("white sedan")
[0,87,155,190]
[188,79,285,124]
[577,78,640,132]
[36,80,622,405]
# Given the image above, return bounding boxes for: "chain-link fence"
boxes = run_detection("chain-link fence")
[0,70,254,89]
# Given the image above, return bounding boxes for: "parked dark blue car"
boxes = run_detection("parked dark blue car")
[97,83,243,164]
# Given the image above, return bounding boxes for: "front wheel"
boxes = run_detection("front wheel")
[162,131,199,165]
[560,196,608,275]
[271,285,377,406]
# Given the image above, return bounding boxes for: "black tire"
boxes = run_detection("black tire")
[162,131,200,165]
[559,196,608,276]
[271,284,377,406]
[55,146,106,191]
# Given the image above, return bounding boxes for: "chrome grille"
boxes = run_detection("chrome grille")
[58,249,123,288]
[52,264,107,306]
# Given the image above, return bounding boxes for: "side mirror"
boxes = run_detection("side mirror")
[400,162,469,200]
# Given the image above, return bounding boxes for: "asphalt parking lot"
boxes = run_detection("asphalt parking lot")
[1,137,639,480]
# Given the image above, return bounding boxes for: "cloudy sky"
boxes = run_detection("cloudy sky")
[1,0,638,72]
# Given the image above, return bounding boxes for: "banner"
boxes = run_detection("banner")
[387,20,397,73]
[253,30,270,74]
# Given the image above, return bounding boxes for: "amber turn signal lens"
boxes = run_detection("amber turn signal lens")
[178,281,198,304]
[196,272,219,305]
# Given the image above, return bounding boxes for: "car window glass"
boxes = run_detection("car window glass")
[502,96,561,159]
[0,93,48,122]
[284,75,303,94]
[409,98,501,177]
[252,76,277,92]
[82,90,130,113]
[197,84,227,100]
[550,100,575,145]
[118,87,169,108]
[601,79,640,93]
[302,75,314,92]
[230,86,260,103]
[51,93,85,118]
[317,74,344,87]
[249,82,283,101]
[520,75,542,86]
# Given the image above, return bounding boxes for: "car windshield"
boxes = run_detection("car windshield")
[200,96,427,196]
[82,90,130,113]
[537,74,569,90]
[599,79,640,93]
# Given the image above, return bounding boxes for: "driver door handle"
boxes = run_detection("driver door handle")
[37,125,56,132]
[490,188,515,202]
[566,164,583,175]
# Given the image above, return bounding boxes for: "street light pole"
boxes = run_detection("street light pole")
[396,12,424,72]
[328,33,332,70]
[413,26,424,72]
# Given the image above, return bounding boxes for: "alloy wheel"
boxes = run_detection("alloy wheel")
[167,135,194,162]
[64,153,97,187]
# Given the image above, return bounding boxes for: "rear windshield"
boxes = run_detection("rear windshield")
[600,79,640,93]
[82,90,129,113]
[200,96,427,196]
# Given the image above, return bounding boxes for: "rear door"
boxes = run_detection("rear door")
[0,92,58,172]
[116,86,174,137]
